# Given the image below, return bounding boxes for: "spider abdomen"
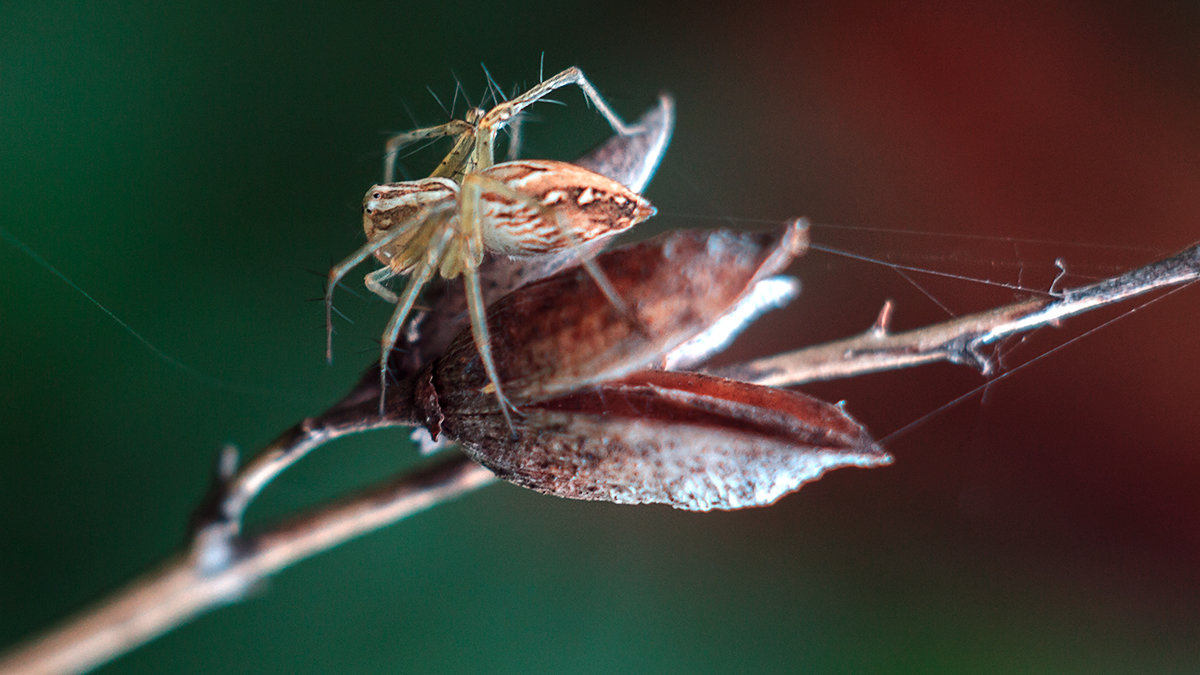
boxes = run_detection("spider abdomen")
[477,160,655,256]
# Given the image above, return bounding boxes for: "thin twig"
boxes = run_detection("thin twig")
[0,456,491,675]
[713,242,1200,387]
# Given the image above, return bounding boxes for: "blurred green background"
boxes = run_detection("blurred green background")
[2,1,1199,672]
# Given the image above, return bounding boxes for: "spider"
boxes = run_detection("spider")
[325,68,657,426]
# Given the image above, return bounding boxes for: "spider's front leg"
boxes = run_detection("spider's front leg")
[325,224,418,361]
[474,67,641,168]
[327,180,457,365]
[382,118,475,183]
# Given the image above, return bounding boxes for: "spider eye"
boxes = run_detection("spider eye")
[372,192,382,199]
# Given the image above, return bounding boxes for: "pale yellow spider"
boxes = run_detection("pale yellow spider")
[325,68,656,425]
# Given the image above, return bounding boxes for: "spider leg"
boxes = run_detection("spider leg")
[574,254,649,337]
[486,67,636,135]
[503,111,525,162]
[364,267,398,303]
[377,226,454,416]
[475,67,639,169]
[383,119,474,182]
[457,174,519,429]
[325,224,414,362]
[462,265,518,431]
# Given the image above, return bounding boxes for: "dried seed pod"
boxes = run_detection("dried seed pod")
[429,222,809,415]
[405,222,887,511]
[434,370,889,511]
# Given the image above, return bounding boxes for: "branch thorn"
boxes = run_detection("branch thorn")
[871,300,894,337]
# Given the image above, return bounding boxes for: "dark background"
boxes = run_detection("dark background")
[2,1,1198,672]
